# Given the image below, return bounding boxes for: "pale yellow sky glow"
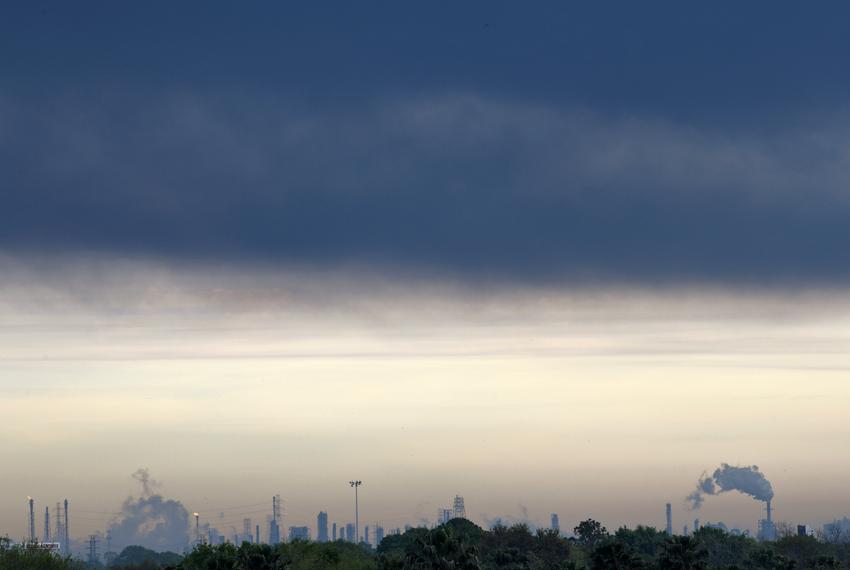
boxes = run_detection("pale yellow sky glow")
[2,258,850,540]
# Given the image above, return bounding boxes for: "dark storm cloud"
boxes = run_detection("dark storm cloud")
[2,91,850,283]
[2,2,850,283]
[5,2,850,121]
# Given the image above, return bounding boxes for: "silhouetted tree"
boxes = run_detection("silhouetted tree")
[110,545,182,568]
[688,527,757,568]
[404,528,480,570]
[743,547,795,570]
[533,528,571,568]
[807,555,841,569]
[657,536,708,570]
[590,541,645,570]
[573,519,609,550]
[614,525,668,561]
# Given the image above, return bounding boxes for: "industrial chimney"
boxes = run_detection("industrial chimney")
[27,497,36,542]
[64,499,70,554]
[665,503,673,534]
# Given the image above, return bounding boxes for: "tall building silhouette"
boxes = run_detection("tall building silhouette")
[317,511,329,542]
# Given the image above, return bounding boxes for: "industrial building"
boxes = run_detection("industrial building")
[288,526,310,541]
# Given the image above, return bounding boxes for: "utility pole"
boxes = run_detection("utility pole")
[349,481,362,544]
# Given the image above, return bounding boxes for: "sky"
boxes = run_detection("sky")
[2,1,850,546]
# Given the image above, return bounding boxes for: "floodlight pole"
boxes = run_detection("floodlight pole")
[349,480,362,543]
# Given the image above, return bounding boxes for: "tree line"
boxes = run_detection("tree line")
[4,517,850,569]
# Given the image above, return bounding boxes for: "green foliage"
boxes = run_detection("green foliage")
[773,536,834,568]
[657,536,708,570]
[742,547,794,570]
[614,526,669,561]
[0,538,85,570]
[378,528,433,557]
[9,519,850,570]
[403,527,480,569]
[807,555,842,570]
[590,541,645,569]
[573,520,609,550]
[109,545,182,568]
[691,527,757,569]
[177,540,375,569]
[533,528,572,568]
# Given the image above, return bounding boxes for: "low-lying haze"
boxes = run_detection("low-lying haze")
[2,259,849,539]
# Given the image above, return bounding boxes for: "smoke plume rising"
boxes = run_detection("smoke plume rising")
[107,469,190,552]
[132,468,159,497]
[687,463,774,510]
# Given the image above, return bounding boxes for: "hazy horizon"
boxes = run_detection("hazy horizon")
[3,258,849,544]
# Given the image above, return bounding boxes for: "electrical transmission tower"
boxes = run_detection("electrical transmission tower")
[452,496,466,520]
[87,535,98,569]
[269,494,282,544]
[273,494,281,523]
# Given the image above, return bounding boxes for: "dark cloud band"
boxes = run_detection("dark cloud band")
[2,93,849,283]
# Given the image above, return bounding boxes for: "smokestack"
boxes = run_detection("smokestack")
[665,503,673,534]
[693,518,700,533]
[44,506,51,542]
[766,499,772,524]
[256,524,260,544]
[55,502,63,545]
[64,499,70,554]
[28,497,36,542]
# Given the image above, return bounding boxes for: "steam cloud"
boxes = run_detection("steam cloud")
[687,463,774,510]
[107,468,190,552]
[132,468,159,497]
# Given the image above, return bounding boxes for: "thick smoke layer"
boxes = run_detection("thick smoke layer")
[687,463,774,510]
[132,468,158,497]
[107,469,189,552]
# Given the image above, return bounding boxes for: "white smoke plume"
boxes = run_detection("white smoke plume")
[687,463,774,510]
[107,468,190,552]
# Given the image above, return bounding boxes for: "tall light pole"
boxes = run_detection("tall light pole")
[349,481,362,543]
